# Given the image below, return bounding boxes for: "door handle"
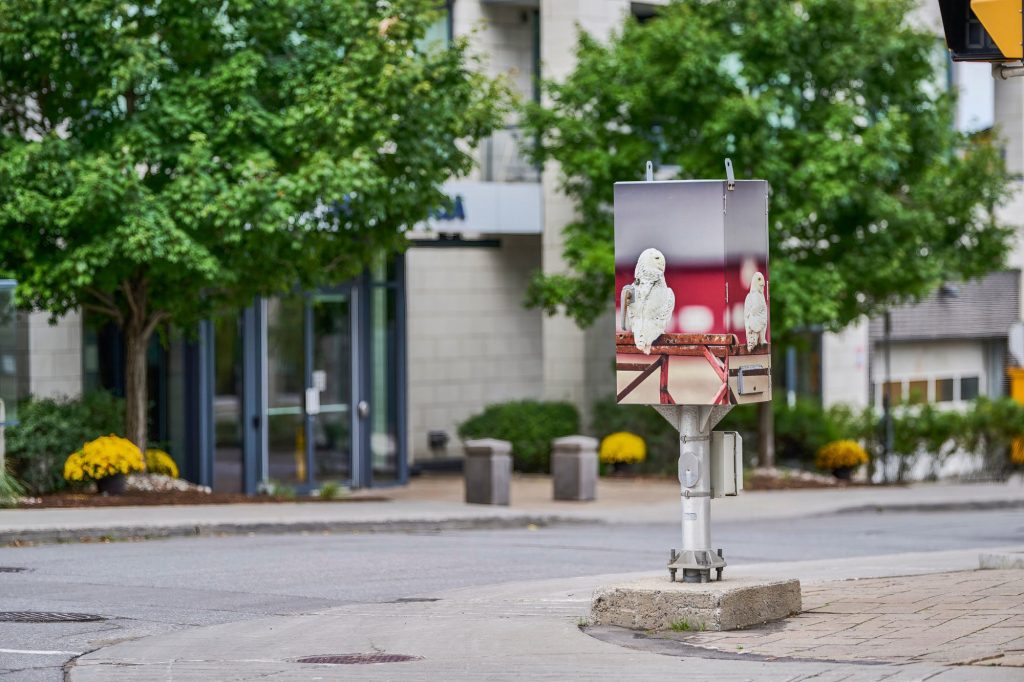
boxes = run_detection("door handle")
[357,400,370,419]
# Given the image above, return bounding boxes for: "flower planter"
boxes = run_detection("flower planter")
[96,473,127,495]
[611,461,634,475]
[831,466,855,481]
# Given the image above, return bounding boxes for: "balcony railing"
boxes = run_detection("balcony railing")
[480,126,540,183]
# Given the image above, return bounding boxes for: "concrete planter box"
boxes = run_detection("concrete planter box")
[463,438,512,506]
[551,435,598,502]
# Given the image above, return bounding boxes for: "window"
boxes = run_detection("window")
[418,2,451,49]
[960,376,980,401]
[0,281,28,424]
[882,381,903,407]
[907,380,928,405]
[935,378,955,402]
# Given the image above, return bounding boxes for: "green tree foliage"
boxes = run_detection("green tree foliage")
[522,0,1011,333]
[458,400,579,472]
[0,1,505,449]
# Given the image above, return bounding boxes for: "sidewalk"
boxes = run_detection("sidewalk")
[68,547,1024,681]
[1,476,1022,545]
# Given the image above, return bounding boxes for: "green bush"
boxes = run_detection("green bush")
[458,400,579,472]
[590,398,677,474]
[774,399,875,466]
[0,465,25,507]
[6,392,124,494]
[590,395,875,473]
[945,397,1024,479]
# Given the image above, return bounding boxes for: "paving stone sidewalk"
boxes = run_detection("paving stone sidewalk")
[656,568,1024,668]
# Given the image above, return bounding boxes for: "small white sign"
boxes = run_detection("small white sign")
[312,370,327,392]
[305,388,321,416]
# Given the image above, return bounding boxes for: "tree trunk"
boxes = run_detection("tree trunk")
[123,322,149,454]
[757,400,775,468]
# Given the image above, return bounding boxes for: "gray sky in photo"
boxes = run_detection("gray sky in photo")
[614,180,726,267]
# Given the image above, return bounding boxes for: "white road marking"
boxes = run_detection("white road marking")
[0,648,82,656]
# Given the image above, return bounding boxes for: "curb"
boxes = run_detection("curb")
[0,515,600,546]
[830,498,1024,515]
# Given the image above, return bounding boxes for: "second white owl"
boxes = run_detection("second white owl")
[628,248,675,354]
[744,271,768,352]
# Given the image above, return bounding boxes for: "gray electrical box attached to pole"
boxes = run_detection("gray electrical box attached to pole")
[710,431,743,498]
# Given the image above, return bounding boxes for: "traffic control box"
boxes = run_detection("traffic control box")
[938,0,1023,61]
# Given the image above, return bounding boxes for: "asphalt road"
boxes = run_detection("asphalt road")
[1,508,1021,681]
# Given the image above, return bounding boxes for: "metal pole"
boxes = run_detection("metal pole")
[882,311,894,482]
[665,404,729,583]
[679,406,712,566]
[995,63,1024,79]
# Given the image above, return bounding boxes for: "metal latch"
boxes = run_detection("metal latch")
[737,365,768,395]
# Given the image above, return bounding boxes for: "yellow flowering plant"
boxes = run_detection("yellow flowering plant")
[145,449,179,478]
[63,435,145,482]
[599,432,647,465]
[815,440,869,471]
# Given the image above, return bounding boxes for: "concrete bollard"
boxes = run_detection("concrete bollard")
[463,438,512,506]
[551,435,598,502]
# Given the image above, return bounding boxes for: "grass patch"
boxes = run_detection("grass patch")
[670,619,692,632]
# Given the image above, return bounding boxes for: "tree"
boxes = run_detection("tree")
[0,1,505,451]
[522,0,1011,468]
[522,0,1011,334]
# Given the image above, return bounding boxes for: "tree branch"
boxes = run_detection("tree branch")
[86,286,119,311]
[121,279,141,325]
[81,302,124,324]
[142,311,169,340]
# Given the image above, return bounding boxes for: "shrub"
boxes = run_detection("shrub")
[590,398,677,474]
[63,435,145,482]
[0,466,25,508]
[145,449,179,478]
[591,395,875,473]
[958,397,1024,479]
[7,392,124,494]
[599,432,646,465]
[815,440,869,471]
[458,400,579,472]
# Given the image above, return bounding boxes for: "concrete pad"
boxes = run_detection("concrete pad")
[980,551,1024,569]
[591,576,801,632]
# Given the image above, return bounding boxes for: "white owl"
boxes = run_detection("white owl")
[744,271,768,352]
[625,248,675,354]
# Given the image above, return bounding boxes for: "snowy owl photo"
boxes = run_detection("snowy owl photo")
[744,271,768,352]
[625,247,675,354]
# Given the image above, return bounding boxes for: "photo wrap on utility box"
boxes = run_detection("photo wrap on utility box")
[614,177,772,406]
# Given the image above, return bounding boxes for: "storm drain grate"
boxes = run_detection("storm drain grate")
[0,612,107,623]
[295,653,423,665]
[389,597,440,603]
[0,567,30,573]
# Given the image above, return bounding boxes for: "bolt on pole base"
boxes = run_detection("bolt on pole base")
[668,548,726,583]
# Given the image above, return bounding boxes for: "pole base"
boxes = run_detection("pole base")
[668,548,726,583]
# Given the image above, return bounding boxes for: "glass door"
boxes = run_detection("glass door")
[266,295,307,487]
[212,314,244,492]
[310,292,353,483]
[264,291,355,490]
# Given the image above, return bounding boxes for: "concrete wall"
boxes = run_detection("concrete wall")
[27,311,82,399]
[538,0,633,413]
[822,319,869,408]
[405,236,543,462]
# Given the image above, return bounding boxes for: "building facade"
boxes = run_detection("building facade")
[818,5,1024,414]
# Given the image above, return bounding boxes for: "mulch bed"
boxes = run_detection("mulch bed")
[745,474,857,490]
[21,491,390,508]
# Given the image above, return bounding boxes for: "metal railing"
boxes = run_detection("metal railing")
[480,126,540,183]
